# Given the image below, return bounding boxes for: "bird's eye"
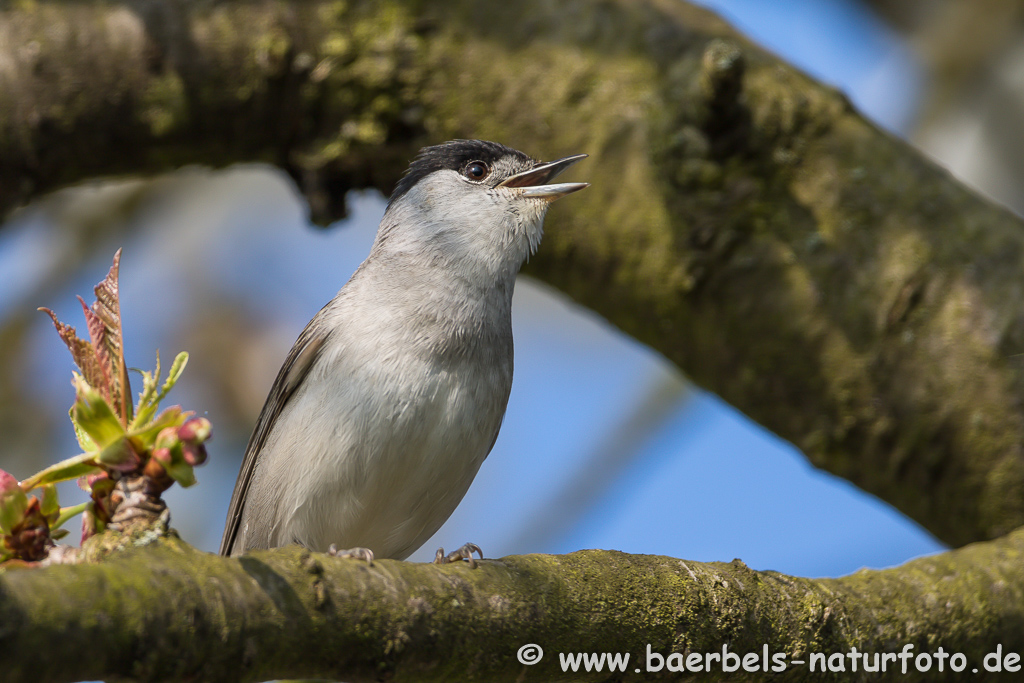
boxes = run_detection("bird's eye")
[464,161,489,181]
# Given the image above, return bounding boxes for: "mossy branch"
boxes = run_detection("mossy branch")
[1,530,1023,683]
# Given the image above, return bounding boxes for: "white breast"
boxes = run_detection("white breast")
[237,269,514,559]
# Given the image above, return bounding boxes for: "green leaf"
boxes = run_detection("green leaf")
[0,470,27,535]
[40,484,60,519]
[69,404,97,452]
[131,401,159,433]
[95,436,139,471]
[52,502,89,531]
[129,351,189,432]
[130,356,159,430]
[50,528,69,541]
[158,352,188,401]
[128,406,186,449]
[164,458,197,488]
[72,375,126,449]
[153,443,197,488]
[20,453,101,491]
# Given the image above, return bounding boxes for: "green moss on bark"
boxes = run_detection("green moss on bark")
[3,530,1024,682]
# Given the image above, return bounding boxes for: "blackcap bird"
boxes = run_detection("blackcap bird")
[220,140,588,564]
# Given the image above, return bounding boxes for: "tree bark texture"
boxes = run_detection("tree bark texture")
[3,532,1024,683]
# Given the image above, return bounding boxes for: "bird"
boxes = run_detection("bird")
[219,139,588,564]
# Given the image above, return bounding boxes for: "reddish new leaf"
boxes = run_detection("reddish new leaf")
[39,251,132,426]
[38,307,107,394]
[90,249,131,425]
[78,296,114,405]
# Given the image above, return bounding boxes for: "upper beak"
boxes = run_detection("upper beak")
[498,153,589,200]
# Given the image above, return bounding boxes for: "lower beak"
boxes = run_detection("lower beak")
[498,153,589,200]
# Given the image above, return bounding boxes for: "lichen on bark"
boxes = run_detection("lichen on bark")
[3,528,1024,682]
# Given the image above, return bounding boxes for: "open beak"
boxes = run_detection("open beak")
[498,153,589,200]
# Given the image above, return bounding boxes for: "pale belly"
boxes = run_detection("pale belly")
[241,351,511,559]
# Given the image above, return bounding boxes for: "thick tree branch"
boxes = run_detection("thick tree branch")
[3,0,1021,546]
[2,531,1023,683]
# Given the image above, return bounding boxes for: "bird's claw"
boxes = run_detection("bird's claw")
[328,544,374,566]
[434,542,483,569]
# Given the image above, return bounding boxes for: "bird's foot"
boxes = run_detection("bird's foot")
[327,544,374,566]
[434,542,483,569]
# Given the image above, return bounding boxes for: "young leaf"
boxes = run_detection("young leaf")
[130,353,160,429]
[69,404,97,452]
[39,484,60,519]
[38,308,106,395]
[158,352,189,400]
[128,405,186,448]
[95,436,140,472]
[152,445,197,488]
[0,470,28,534]
[72,375,126,448]
[21,452,102,490]
[79,296,114,404]
[90,249,132,425]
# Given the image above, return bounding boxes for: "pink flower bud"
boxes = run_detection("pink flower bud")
[178,417,212,444]
[0,469,19,495]
[154,427,179,450]
[152,447,172,466]
[0,469,28,535]
[181,443,207,467]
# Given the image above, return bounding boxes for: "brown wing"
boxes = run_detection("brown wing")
[218,318,329,556]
